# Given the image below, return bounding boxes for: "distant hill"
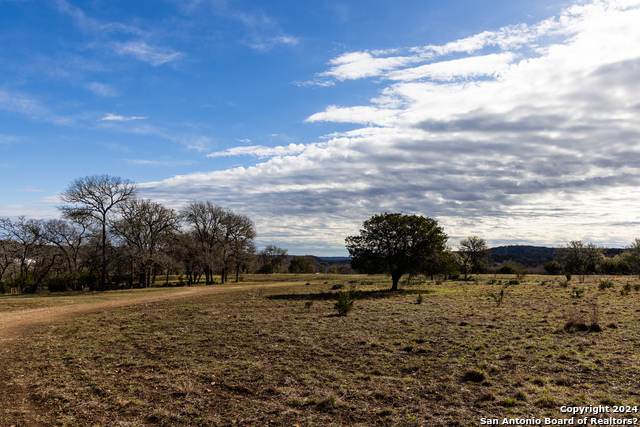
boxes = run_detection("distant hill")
[490,245,625,269]
[490,245,556,268]
[287,255,352,273]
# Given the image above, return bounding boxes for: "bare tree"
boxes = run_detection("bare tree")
[111,199,180,287]
[257,245,289,274]
[180,201,227,285]
[43,218,92,274]
[59,175,137,291]
[459,236,490,280]
[224,213,256,283]
[0,217,57,293]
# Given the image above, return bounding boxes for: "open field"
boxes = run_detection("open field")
[1,274,640,426]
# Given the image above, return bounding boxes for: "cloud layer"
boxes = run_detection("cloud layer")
[136,0,640,253]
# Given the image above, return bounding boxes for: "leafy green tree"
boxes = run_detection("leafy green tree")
[544,260,563,275]
[556,240,604,282]
[623,238,640,278]
[288,257,314,274]
[345,213,448,291]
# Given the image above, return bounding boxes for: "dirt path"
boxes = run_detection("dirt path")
[0,283,288,426]
[0,286,210,342]
[0,283,285,342]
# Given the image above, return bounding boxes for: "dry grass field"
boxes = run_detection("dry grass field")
[1,273,640,426]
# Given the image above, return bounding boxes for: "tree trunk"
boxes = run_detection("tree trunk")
[391,271,402,291]
[101,220,107,291]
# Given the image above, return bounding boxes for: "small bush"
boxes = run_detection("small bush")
[544,261,563,275]
[564,309,601,333]
[598,280,614,290]
[416,293,424,304]
[331,283,344,290]
[462,368,487,383]
[499,264,515,274]
[571,288,584,298]
[489,288,505,307]
[334,291,354,316]
[500,397,518,407]
[621,283,632,296]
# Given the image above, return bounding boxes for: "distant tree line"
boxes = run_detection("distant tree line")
[345,213,640,289]
[0,175,295,294]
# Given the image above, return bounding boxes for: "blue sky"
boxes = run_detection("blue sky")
[2,0,640,255]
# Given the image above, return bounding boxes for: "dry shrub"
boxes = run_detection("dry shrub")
[461,368,487,383]
[564,303,601,332]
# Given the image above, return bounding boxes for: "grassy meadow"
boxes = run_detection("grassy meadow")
[2,273,640,426]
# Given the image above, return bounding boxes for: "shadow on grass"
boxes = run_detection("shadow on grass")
[267,288,433,301]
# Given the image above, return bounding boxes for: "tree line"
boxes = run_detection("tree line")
[345,213,640,290]
[0,175,289,294]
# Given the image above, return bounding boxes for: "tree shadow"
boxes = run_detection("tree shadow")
[267,288,432,301]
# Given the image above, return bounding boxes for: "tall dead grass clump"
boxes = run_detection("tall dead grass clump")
[564,303,601,332]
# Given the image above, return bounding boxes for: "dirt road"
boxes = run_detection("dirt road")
[0,286,215,342]
[0,283,285,426]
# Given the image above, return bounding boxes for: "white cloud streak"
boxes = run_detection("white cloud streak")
[207,143,314,158]
[114,42,182,66]
[99,113,147,121]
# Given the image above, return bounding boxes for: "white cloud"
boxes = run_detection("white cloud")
[142,0,640,253]
[123,159,197,166]
[99,113,147,121]
[87,82,118,97]
[319,51,418,81]
[207,143,314,158]
[0,134,21,145]
[114,41,182,66]
[16,186,44,193]
[0,89,73,125]
[387,52,517,82]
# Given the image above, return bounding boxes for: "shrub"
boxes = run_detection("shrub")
[499,264,515,274]
[564,304,601,332]
[621,282,632,296]
[515,268,528,280]
[334,291,354,316]
[331,283,344,290]
[462,368,487,383]
[416,293,424,304]
[489,288,505,307]
[571,288,584,298]
[598,280,614,290]
[544,261,563,275]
